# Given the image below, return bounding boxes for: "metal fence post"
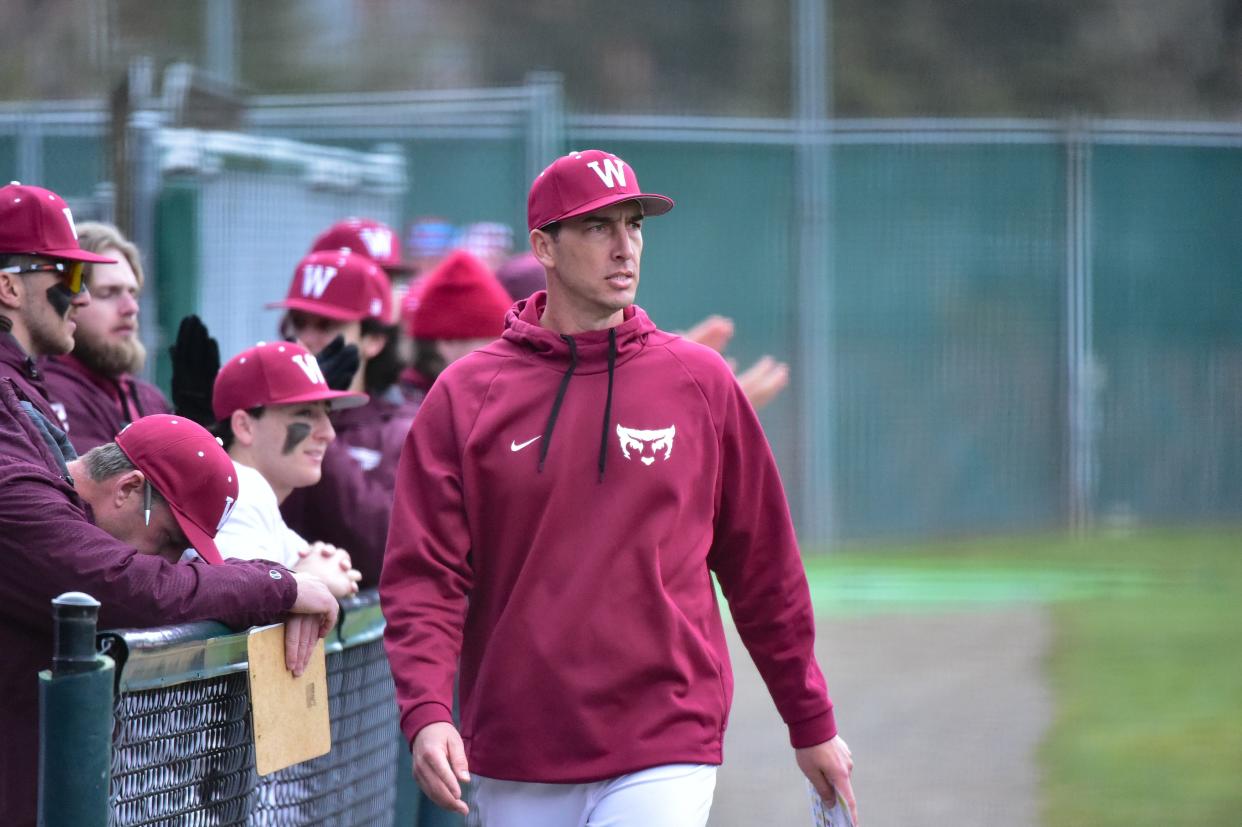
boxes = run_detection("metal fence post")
[1064,120,1097,533]
[792,0,838,548]
[111,57,164,385]
[525,71,565,184]
[38,592,114,827]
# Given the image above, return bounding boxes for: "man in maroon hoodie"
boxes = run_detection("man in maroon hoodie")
[0,397,340,826]
[381,150,858,826]
[0,183,104,448]
[43,221,171,452]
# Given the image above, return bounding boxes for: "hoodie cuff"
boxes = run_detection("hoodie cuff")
[788,708,838,749]
[401,701,456,747]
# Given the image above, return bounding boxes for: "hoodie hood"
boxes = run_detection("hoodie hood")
[0,331,56,423]
[500,291,658,480]
[501,291,656,374]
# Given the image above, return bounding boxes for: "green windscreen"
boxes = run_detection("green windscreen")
[1091,144,1242,524]
[831,142,1067,539]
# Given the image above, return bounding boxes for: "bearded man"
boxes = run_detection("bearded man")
[43,222,170,452]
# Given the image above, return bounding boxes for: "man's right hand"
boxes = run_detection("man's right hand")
[735,355,790,410]
[412,721,471,815]
[680,314,734,354]
[295,543,362,598]
[285,572,340,675]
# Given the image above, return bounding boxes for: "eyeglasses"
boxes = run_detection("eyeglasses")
[0,260,85,294]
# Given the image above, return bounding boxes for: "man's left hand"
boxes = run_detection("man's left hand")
[796,734,857,825]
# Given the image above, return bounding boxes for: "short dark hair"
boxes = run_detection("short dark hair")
[361,319,402,394]
[412,338,448,385]
[210,406,264,450]
[539,221,562,240]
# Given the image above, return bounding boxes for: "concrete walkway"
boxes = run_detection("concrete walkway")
[709,606,1052,827]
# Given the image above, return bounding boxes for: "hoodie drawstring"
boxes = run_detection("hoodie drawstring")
[597,328,617,482]
[121,376,146,425]
[537,329,618,482]
[538,335,578,472]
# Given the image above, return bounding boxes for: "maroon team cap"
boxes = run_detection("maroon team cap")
[267,249,391,322]
[114,415,239,566]
[212,340,367,422]
[310,217,411,273]
[527,150,674,232]
[0,182,116,263]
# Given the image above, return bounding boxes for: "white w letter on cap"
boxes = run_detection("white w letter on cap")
[62,207,79,239]
[359,228,393,259]
[586,159,627,189]
[291,353,327,386]
[301,264,338,298]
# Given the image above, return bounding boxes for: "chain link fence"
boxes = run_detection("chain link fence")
[4,77,1242,547]
[99,591,398,826]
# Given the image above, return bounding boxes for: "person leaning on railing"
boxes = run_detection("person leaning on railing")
[0,397,339,827]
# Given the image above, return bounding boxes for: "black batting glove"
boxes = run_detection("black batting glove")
[316,334,360,391]
[169,314,220,426]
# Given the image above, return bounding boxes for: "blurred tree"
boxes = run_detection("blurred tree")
[834,0,1242,118]
[1,0,1240,120]
[0,0,105,99]
[470,0,791,115]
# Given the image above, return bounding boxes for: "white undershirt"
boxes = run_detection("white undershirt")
[213,461,307,568]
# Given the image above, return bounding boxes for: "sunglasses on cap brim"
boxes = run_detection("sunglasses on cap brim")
[1,260,86,294]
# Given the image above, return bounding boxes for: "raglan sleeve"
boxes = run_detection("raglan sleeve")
[379,382,475,746]
[705,374,837,749]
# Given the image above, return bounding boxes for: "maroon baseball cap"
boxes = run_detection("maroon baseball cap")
[310,217,411,273]
[267,249,392,322]
[212,340,367,422]
[527,150,673,232]
[0,182,116,263]
[114,415,239,566]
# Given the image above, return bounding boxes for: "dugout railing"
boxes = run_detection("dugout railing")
[39,589,404,826]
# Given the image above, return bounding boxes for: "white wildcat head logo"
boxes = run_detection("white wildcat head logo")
[616,424,676,466]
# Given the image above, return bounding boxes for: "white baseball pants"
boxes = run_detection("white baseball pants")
[465,763,717,827]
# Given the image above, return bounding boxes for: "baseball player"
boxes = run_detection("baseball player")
[0,402,339,826]
[42,221,171,452]
[272,247,415,586]
[210,339,365,598]
[0,182,106,454]
[380,150,857,826]
[402,248,513,393]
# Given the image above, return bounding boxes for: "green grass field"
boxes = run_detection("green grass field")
[802,528,1242,827]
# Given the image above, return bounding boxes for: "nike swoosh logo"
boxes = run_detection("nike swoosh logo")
[510,435,541,452]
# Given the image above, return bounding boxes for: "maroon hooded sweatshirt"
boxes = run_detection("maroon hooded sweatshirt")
[0,379,298,826]
[380,293,835,784]
[0,330,57,423]
[42,352,171,453]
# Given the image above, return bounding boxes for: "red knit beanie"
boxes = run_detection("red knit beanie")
[406,250,513,340]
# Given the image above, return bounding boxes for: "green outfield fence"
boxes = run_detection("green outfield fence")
[37,589,405,825]
[3,73,1241,548]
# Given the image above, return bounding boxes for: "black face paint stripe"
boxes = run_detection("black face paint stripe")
[282,422,313,455]
[46,283,75,317]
